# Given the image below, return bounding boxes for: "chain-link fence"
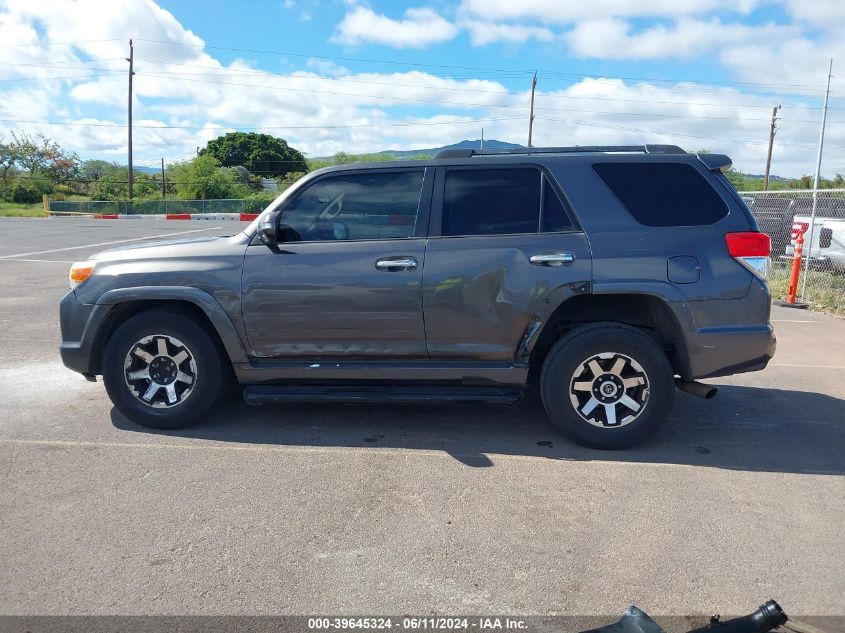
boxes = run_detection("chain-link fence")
[741,188,845,313]
[48,198,277,215]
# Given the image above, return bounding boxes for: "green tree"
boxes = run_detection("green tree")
[0,139,18,184]
[45,151,80,185]
[91,174,127,201]
[80,160,119,182]
[11,131,61,174]
[200,132,307,179]
[168,155,249,200]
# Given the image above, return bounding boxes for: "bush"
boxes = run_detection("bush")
[168,155,251,200]
[9,180,41,203]
[242,191,278,213]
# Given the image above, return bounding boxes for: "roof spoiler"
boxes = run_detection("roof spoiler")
[697,153,732,171]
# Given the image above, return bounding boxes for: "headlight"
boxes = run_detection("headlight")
[69,261,95,288]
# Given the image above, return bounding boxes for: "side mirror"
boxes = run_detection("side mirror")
[257,213,278,246]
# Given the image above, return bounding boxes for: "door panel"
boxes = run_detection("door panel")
[242,239,427,358]
[241,166,432,359]
[422,164,592,362]
[422,233,592,360]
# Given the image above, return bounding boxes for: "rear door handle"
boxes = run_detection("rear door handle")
[529,252,576,267]
[375,256,418,272]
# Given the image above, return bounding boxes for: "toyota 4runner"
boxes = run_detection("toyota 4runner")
[60,145,776,449]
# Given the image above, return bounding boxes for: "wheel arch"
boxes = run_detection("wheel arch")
[525,292,691,382]
[88,287,248,375]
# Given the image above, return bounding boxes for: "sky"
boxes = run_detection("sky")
[0,0,843,177]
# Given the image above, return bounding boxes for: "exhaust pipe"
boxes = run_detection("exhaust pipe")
[675,379,718,399]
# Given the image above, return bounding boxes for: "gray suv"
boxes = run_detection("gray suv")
[59,145,776,449]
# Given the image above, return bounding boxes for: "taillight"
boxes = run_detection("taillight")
[725,232,771,280]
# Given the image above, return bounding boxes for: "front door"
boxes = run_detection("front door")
[242,167,432,359]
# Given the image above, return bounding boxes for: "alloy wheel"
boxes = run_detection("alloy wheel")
[123,334,198,408]
[568,352,650,428]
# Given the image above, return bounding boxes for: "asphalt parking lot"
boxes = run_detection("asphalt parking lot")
[0,217,843,616]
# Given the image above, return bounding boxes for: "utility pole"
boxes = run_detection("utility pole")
[480,128,484,150]
[126,39,134,199]
[800,58,834,300]
[763,104,780,190]
[527,72,537,148]
[160,157,166,198]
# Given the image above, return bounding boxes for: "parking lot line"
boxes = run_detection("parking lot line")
[0,258,77,264]
[0,227,224,260]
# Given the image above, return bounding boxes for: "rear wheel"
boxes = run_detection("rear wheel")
[102,310,226,429]
[540,323,674,449]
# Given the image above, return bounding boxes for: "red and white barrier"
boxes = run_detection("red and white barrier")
[88,213,259,221]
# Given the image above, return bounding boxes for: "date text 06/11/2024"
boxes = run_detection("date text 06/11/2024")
[307,617,528,630]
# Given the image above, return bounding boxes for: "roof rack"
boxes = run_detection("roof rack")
[434,145,687,159]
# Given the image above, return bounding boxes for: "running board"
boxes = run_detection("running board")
[243,385,524,406]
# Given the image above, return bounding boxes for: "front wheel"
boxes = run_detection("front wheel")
[540,323,675,449]
[102,310,226,429]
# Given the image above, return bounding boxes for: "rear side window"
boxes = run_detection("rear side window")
[441,168,576,236]
[442,168,540,236]
[592,162,729,227]
[542,179,576,232]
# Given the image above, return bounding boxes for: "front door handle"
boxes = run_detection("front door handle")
[375,256,418,272]
[529,252,576,267]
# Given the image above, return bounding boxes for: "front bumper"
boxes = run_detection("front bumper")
[59,290,103,376]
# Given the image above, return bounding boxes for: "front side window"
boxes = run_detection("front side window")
[278,170,424,242]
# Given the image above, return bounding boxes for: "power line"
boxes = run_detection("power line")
[133,37,835,93]
[0,115,526,130]
[0,54,837,110]
[0,38,122,48]
[533,115,845,150]
[125,71,845,119]
[0,72,125,83]
[131,58,835,110]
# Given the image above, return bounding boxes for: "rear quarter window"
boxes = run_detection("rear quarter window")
[592,162,729,227]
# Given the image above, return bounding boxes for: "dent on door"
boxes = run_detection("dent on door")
[422,233,592,361]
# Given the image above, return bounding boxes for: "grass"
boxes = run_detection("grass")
[0,201,46,217]
[769,264,845,316]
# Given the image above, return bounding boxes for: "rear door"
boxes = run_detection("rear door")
[422,164,592,361]
[241,167,432,358]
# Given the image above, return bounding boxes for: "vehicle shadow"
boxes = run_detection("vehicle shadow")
[111,385,845,475]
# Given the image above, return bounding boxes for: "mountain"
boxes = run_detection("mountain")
[312,139,523,162]
[387,138,523,158]
[118,165,159,175]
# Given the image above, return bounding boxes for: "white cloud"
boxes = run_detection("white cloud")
[566,17,797,60]
[0,0,841,180]
[461,20,555,46]
[332,6,458,48]
[778,0,845,27]
[458,0,760,22]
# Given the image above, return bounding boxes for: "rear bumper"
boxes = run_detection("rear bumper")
[669,277,776,380]
[687,324,776,379]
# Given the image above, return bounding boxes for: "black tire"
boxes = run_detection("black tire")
[102,309,227,430]
[540,323,674,449]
